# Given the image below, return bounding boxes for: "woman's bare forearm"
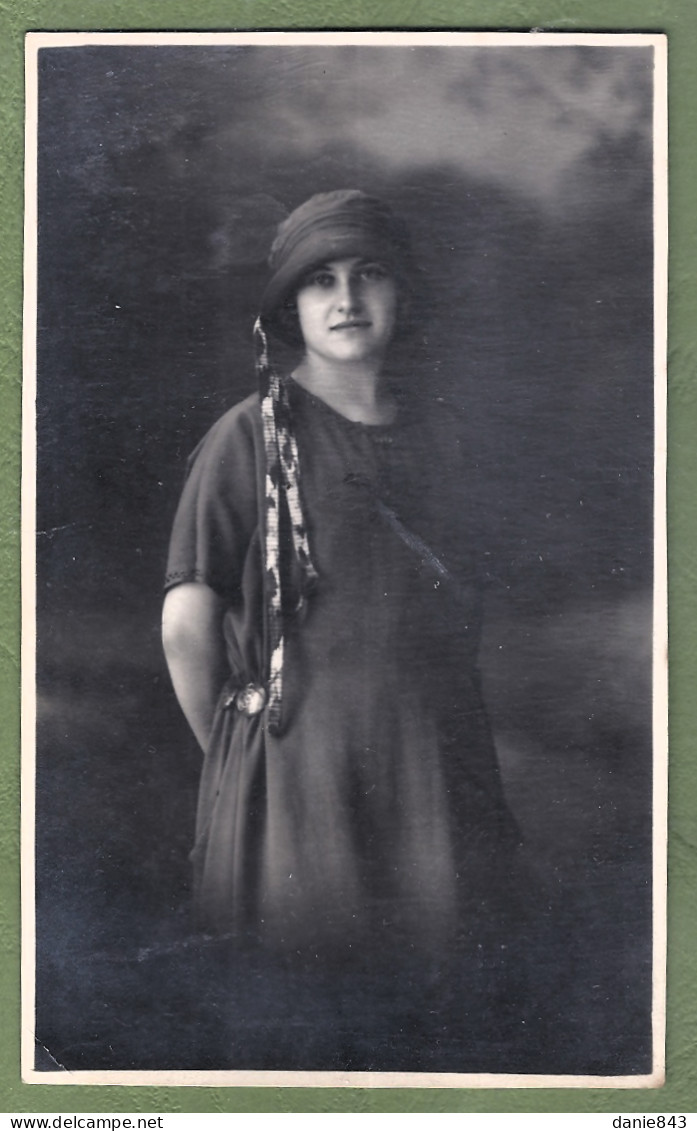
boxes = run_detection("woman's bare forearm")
[162,582,228,752]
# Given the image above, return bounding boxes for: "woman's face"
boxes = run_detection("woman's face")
[294,256,398,367]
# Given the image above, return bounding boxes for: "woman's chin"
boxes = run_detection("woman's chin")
[312,342,387,367]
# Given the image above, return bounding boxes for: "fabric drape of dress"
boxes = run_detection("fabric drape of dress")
[165,379,523,963]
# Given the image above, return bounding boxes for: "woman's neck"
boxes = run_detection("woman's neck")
[291,355,397,425]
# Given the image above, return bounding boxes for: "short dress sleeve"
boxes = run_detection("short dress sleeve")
[164,396,263,605]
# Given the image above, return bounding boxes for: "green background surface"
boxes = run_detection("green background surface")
[1,0,694,1115]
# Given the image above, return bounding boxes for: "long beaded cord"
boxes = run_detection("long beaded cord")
[255,317,318,734]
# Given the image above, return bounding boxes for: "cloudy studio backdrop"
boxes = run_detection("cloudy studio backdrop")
[32,36,657,1077]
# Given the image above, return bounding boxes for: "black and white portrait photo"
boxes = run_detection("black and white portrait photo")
[23,31,667,1086]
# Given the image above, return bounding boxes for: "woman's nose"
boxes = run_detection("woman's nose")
[336,276,361,311]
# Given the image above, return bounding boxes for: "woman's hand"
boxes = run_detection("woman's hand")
[162,581,228,753]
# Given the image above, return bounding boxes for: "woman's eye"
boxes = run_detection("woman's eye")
[308,271,334,288]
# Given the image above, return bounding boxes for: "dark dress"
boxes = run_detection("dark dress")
[166,379,522,963]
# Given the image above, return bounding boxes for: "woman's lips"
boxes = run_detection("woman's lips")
[330,320,371,330]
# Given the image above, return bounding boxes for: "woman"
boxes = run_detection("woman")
[162,190,523,969]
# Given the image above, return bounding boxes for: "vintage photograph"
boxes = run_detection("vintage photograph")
[24,31,666,1085]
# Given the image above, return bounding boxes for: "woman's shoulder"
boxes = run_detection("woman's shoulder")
[199,390,262,444]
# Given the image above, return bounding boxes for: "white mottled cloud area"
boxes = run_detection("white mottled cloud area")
[56,43,654,261]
